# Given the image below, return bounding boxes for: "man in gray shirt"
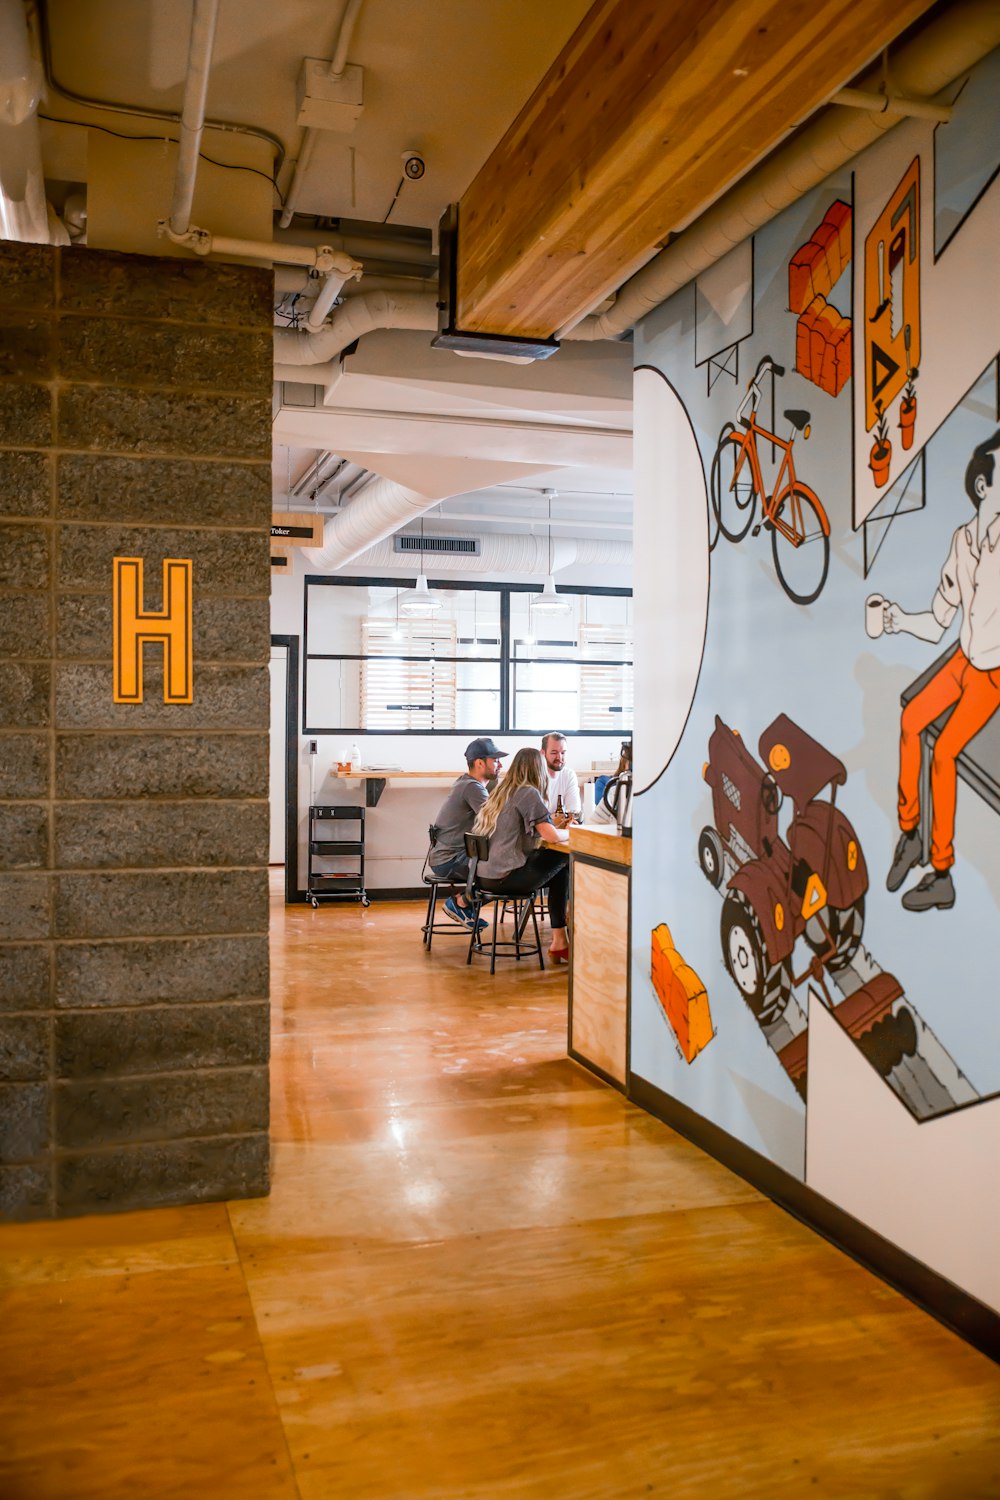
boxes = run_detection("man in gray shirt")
[428,737,506,926]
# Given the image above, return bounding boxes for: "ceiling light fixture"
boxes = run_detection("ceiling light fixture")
[399,520,442,616]
[531,488,572,617]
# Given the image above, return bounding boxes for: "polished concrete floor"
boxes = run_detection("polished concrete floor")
[1,873,999,1499]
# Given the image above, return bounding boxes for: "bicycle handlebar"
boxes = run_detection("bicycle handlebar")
[754,354,785,380]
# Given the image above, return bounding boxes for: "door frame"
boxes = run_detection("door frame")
[271,633,301,905]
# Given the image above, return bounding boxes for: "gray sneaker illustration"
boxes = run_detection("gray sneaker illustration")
[901,869,956,911]
[886,829,922,891]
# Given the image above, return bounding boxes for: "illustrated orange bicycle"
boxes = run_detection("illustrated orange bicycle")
[710,355,831,605]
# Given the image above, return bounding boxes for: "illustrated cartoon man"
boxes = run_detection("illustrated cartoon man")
[884,429,1000,910]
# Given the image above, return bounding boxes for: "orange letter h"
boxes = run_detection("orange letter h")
[113,557,193,704]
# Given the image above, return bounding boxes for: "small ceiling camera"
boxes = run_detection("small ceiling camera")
[402,150,426,181]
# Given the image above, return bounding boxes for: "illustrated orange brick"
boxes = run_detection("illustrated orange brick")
[812,220,842,290]
[820,318,852,398]
[795,298,821,380]
[823,199,852,271]
[808,299,838,384]
[650,924,714,1063]
[788,242,821,314]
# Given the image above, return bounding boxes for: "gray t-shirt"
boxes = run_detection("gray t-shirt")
[429,774,488,863]
[478,785,550,879]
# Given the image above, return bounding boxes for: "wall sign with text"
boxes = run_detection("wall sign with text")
[113,556,193,704]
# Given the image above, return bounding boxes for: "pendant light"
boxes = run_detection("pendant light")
[531,488,571,616]
[399,520,442,616]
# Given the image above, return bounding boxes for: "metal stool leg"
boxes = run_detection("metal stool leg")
[423,883,437,949]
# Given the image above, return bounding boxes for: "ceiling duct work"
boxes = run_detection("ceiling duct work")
[274,289,438,370]
[308,526,632,576]
[563,0,1000,341]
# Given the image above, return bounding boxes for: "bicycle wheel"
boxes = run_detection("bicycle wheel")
[711,424,756,543]
[770,484,830,605]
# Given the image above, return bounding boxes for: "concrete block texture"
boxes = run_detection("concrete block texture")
[0,1014,51,1081]
[57,386,271,460]
[59,247,273,329]
[0,243,55,309]
[56,934,269,1008]
[58,317,273,395]
[56,453,270,528]
[0,312,54,381]
[0,593,49,657]
[0,1163,51,1220]
[57,1131,269,1213]
[0,734,48,797]
[56,732,269,800]
[55,1002,269,1078]
[56,1066,269,1148]
[57,591,270,664]
[58,524,268,596]
[55,662,269,730]
[54,868,268,939]
[0,383,52,448]
[0,1082,49,1162]
[55,800,268,870]
[0,874,50,940]
[0,662,50,726]
[0,804,48,869]
[0,451,52,518]
[0,523,51,590]
[0,943,51,1010]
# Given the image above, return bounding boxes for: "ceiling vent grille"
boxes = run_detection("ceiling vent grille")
[394,535,480,555]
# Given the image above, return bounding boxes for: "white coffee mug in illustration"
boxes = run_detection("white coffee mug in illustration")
[865,594,887,639]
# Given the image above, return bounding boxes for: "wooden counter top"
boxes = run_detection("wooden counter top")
[564,823,632,867]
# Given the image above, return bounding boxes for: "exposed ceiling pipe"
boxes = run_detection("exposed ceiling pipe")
[0,0,51,243]
[832,86,952,123]
[274,288,438,366]
[310,530,633,575]
[302,473,440,570]
[562,0,1000,341]
[168,0,221,237]
[278,0,365,229]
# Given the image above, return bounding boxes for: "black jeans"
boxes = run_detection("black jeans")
[479,849,569,928]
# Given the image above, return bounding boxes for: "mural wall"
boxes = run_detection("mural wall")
[630,48,1000,1313]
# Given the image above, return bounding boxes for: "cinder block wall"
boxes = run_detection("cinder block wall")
[0,242,273,1219]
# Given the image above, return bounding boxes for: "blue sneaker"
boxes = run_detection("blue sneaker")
[444,897,487,931]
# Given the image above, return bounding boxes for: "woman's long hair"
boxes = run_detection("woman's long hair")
[473,747,548,838]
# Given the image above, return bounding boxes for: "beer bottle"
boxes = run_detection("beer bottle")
[555,794,566,820]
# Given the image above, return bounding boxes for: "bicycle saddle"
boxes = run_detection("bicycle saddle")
[783,408,811,431]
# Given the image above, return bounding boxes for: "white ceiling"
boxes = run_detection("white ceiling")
[41,0,634,562]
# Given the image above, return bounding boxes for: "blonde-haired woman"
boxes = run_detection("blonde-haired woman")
[472,746,570,961]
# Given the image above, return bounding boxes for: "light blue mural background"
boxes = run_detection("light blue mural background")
[629,104,1000,1181]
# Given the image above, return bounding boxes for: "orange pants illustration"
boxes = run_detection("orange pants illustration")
[898,647,1000,870]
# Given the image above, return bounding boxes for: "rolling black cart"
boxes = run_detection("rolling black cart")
[308,805,370,908]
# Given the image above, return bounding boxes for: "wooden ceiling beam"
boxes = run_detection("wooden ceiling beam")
[454,0,935,338]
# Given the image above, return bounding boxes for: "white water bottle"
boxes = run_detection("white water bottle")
[582,781,596,822]
[350,742,361,772]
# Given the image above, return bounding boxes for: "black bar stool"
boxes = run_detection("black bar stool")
[421,825,468,950]
[463,834,547,974]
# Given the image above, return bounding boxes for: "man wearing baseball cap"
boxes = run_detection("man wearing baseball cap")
[426,739,507,927]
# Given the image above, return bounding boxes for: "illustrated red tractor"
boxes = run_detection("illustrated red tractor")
[699,713,868,1023]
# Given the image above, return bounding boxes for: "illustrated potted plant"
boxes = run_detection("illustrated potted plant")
[869,399,892,487]
[899,367,918,451]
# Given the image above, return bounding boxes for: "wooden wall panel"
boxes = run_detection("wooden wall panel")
[455,0,935,337]
[570,860,630,1085]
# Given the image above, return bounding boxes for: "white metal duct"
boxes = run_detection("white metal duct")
[305,522,631,575]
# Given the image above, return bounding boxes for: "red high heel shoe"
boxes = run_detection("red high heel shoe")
[548,947,569,964]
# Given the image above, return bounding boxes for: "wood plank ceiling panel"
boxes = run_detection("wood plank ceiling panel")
[454,0,936,338]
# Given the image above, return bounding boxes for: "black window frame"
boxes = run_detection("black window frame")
[302,574,633,737]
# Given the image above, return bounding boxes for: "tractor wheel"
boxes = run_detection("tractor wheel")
[805,896,865,973]
[698,827,725,889]
[721,890,791,1024]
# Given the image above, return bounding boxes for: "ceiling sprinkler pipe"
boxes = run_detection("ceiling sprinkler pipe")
[303,251,365,332]
[168,0,221,237]
[273,289,439,364]
[0,0,49,242]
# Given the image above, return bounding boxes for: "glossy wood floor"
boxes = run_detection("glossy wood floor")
[2,873,999,1499]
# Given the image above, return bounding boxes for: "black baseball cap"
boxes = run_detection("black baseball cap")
[465,737,506,763]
